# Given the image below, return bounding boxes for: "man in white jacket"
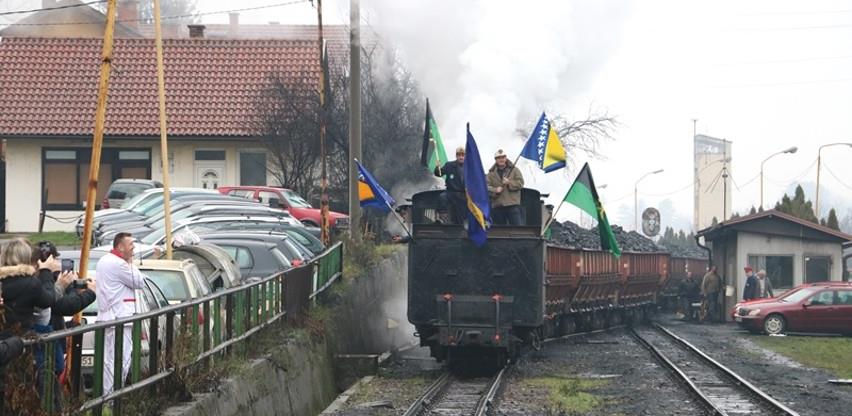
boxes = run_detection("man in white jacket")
[96,232,147,395]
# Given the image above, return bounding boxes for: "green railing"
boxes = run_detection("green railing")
[20,241,343,415]
[312,241,343,298]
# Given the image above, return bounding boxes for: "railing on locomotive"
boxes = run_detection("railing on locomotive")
[410,188,545,228]
[23,242,343,415]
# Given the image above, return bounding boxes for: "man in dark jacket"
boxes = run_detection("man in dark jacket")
[435,147,466,224]
[678,272,701,319]
[742,266,758,300]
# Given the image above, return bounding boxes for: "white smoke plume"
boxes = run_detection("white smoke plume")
[365,0,633,204]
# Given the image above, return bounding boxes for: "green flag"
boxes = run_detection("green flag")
[421,99,448,172]
[563,163,621,257]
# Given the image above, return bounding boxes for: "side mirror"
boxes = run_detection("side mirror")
[802,300,812,308]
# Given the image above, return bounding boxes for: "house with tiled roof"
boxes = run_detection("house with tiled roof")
[0,36,320,232]
[697,209,852,320]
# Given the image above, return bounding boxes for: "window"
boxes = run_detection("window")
[809,290,834,306]
[804,256,831,283]
[228,189,256,200]
[220,246,254,269]
[42,148,151,210]
[195,150,226,161]
[239,152,267,186]
[283,190,311,208]
[143,270,190,302]
[747,255,794,289]
[836,290,852,305]
[258,191,282,206]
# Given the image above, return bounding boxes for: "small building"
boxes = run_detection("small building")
[697,209,852,319]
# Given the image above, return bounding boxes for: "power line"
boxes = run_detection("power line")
[712,77,852,89]
[821,162,852,191]
[3,0,310,26]
[0,0,106,17]
[714,54,852,66]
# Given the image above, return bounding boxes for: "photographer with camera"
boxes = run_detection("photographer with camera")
[0,238,57,415]
[31,241,96,408]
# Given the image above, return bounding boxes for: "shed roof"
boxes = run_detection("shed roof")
[697,209,852,243]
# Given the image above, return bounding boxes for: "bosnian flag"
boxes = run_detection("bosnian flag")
[520,112,567,173]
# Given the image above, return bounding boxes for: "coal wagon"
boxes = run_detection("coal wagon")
[407,188,672,363]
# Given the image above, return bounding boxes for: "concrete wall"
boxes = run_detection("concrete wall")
[4,138,272,232]
[162,336,338,416]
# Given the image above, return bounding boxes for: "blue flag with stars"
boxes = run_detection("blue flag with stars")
[520,112,567,173]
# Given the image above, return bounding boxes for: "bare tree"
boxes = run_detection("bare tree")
[517,105,619,161]
[254,76,321,198]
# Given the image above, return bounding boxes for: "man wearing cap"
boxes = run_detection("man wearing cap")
[742,266,758,301]
[434,147,466,224]
[487,149,525,225]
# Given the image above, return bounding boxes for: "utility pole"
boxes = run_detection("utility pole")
[316,0,330,246]
[692,118,699,230]
[349,0,362,239]
[154,0,173,259]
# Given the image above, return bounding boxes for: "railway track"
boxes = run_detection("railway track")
[631,323,799,416]
[402,365,508,416]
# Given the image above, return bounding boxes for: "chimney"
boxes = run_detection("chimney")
[228,13,239,38]
[188,24,206,39]
[117,1,139,30]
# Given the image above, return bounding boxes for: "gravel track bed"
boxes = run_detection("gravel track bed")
[495,328,708,415]
[657,315,852,416]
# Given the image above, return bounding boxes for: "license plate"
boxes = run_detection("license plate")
[735,316,743,322]
[335,218,350,228]
[81,356,94,367]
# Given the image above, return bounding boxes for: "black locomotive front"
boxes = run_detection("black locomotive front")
[407,189,546,362]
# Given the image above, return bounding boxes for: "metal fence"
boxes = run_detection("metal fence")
[20,241,343,415]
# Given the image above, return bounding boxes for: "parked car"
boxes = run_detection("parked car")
[138,259,212,305]
[197,231,313,265]
[133,215,303,249]
[734,281,852,335]
[144,243,242,290]
[94,193,245,232]
[202,239,293,281]
[77,188,217,237]
[95,201,287,245]
[102,179,163,210]
[218,185,349,229]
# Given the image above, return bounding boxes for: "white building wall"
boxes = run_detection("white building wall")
[730,231,843,300]
[5,138,266,232]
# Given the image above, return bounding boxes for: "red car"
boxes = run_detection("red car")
[734,282,852,335]
[218,186,349,228]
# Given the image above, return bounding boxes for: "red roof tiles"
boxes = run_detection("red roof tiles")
[0,37,320,137]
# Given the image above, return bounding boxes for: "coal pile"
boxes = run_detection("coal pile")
[548,220,664,253]
[657,243,708,259]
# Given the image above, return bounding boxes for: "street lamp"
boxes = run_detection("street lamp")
[816,142,852,218]
[635,169,664,231]
[760,146,797,209]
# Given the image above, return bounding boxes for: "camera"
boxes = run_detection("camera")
[36,241,59,262]
[61,258,75,273]
[70,279,89,290]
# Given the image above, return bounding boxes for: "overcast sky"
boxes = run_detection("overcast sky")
[2,1,848,231]
[172,0,852,231]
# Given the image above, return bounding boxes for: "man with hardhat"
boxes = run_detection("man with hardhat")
[434,146,466,224]
[487,149,525,225]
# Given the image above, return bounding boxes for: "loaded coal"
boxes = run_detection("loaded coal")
[547,220,707,258]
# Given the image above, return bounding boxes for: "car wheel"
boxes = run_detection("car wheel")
[763,314,786,335]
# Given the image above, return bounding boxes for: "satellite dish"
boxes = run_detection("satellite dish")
[642,207,661,237]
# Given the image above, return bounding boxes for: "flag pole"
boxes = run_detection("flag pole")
[430,139,442,176]
[154,0,173,259]
[389,207,414,241]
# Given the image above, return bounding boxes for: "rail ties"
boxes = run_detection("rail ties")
[403,366,508,416]
[631,323,799,416]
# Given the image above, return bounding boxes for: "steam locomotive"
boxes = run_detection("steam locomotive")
[406,188,706,363]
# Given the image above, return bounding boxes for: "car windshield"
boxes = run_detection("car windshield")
[270,247,292,267]
[121,190,157,209]
[132,195,163,214]
[780,287,817,303]
[143,223,215,245]
[283,190,312,208]
[143,269,190,302]
[108,182,151,200]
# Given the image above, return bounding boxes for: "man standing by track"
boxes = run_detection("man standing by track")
[701,265,721,323]
[96,232,148,395]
